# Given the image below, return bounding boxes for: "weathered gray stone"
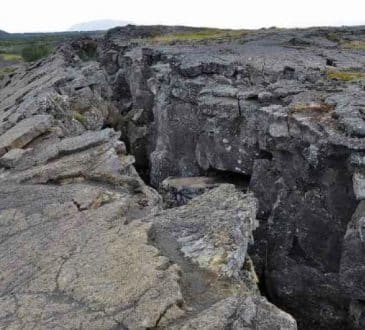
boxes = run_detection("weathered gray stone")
[0,148,28,168]
[340,200,365,299]
[2,24,365,329]
[0,115,53,157]
[353,172,365,200]
[160,176,224,207]
[169,296,297,330]
[0,197,183,329]
[149,185,258,279]
[349,300,365,330]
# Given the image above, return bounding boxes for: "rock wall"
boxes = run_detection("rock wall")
[1,24,365,329]
[0,35,297,329]
[98,25,365,329]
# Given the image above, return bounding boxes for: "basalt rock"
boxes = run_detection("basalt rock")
[98,25,365,329]
[149,184,259,279]
[169,296,297,330]
[0,34,297,329]
[160,176,226,207]
[1,24,365,329]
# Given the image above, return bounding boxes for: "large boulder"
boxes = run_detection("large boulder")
[149,184,258,279]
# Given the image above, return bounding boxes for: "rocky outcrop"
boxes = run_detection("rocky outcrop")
[0,115,53,157]
[0,127,175,329]
[1,24,365,329]
[97,25,365,329]
[0,71,166,328]
[0,34,297,329]
[160,176,228,207]
[146,184,296,329]
[0,197,182,329]
[169,296,297,330]
[149,184,258,279]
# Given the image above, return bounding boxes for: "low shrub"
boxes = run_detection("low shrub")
[326,32,341,43]
[21,44,54,62]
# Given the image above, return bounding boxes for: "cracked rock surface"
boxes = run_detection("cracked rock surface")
[149,184,258,280]
[3,23,365,329]
[0,34,296,329]
[168,296,297,330]
[98,25,365,329]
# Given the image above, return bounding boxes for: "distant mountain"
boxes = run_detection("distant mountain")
[0,29,10,37]
[69,19,131,32]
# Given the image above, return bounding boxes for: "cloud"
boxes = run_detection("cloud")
[0,0,364,33]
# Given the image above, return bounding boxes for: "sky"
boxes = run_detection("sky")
[1,0,364,33]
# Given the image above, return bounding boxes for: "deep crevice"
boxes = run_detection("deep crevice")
[205,168,251,190]
[147,226,241,321]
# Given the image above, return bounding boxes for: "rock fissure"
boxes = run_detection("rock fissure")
[100,26,365,329]
[1,24,365,329]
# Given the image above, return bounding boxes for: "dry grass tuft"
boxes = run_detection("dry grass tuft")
[342,40,365,50]
[72,112,87,126]
[289,102,334,113]
[326,69,365,81]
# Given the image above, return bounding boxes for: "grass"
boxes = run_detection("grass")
[0,66,17,80]
[289,102,334,113]
[325,31,365,50]
[0,53,23,61]
[149,29,248,43]
[342,40,365,50]
[0,31,95,63]
[21,44,54,62]
[0,37,55,62]
[325,33,365,50]
[72,112,87,125]
[326,69,365,81]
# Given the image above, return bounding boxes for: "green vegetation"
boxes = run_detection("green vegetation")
[0,66,17,80]
[0,35,59,62]
[0,31,97,63]
[326,69,365,81]
[0,53,23,61]
[21,44,54,62]
[325,32,365,50]
[149,29,248,43]
[72,112,87,125]
[326,32,341,43]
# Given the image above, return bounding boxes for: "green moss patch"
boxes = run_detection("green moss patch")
[149,29,248,43]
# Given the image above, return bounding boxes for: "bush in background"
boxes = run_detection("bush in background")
[21,44,54,62]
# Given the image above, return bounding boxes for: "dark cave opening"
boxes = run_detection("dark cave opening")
[136,165,151,184]
[205,168,251,190]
